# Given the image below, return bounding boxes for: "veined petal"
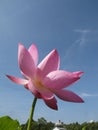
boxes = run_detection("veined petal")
[54,89,84,103]
[43,96,58,110]
[38,49,60,77]
[18,43,36,78]
[43,70,82,89]
[6,75,28,85]
[28,44,38,65]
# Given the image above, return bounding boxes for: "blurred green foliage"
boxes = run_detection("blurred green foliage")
[0,116,21,130]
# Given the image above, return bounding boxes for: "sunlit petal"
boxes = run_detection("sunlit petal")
[38,49,60,77]
[18,43,36,78]
[28,44,38,65]
[43,70,82,89]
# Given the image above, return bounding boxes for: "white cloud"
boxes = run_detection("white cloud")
[74,29,91,33]
[80,92,98,98]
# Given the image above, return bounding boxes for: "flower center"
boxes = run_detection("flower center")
[35,80,43,88]
[32,78,53,99]
[33,79,45,91]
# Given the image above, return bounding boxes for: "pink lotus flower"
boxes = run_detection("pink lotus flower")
[7,43,84,110]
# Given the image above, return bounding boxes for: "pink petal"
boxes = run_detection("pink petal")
[54,89,84,103]
[6,75,28,85]
[43,70,82,89]
[73,71,84,77]
[28,44,38,65]
[34,68,45,81]
[43,96,58,110]
[38,49,60,77]
[18,43,36,78]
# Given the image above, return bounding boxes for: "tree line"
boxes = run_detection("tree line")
[21,117,98,130]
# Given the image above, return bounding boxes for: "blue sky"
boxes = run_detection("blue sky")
[0,0,98,124]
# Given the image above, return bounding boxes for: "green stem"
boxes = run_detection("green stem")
[27,97,37,130]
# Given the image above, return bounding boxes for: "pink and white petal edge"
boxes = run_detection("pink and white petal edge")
[6,75,28,85]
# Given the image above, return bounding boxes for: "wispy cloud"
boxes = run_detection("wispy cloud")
[63,34,86,61]
[74,29,98,45]
[62,28,98,69]
[74,29,91,33]
[80,92,98,98]
[74,29,91,46]
[64,29,90,59]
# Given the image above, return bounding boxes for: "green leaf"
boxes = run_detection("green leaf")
[0,116,21,130]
